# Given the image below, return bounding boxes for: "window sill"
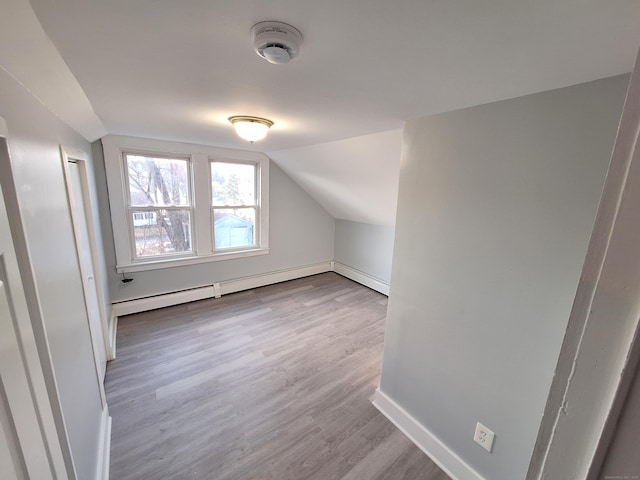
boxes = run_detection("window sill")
[116,248,269,273]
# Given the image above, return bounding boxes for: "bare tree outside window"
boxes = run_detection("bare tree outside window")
[125,154,193,258]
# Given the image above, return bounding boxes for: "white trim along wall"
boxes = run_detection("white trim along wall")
[373,389,486,480]
[333,262,390,295]
[111,260,390,318]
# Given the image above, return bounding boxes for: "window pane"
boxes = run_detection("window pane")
[132,209,192,257]
[126,154,190,206]
[213,208,256,249]
[211,162,256,206]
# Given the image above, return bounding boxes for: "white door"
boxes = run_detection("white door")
[65,158,107,381]
[0,134,67,479]
[0,280,33,480]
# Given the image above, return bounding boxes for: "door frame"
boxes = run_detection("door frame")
[0,116,74,478]
[527,49,640,479]
[60,146,110,395]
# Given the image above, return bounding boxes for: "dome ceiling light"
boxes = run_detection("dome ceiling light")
[228,116,274,143]
[251,21,303,65]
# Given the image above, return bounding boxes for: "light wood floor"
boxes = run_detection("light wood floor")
[105,272,450,480]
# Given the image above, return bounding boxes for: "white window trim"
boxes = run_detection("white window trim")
[103,135,269,273]
[123,151,195,262]
[210,158,264,254]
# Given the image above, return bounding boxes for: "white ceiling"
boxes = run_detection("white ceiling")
[269,129,402,225]
[28,0,640,151]
[0,0,105,140]
[13,0,640,224]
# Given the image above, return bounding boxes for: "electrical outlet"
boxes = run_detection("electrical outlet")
[474,422,495,453]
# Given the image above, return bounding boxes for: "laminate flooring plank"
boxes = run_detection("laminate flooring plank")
[105,272,451,480]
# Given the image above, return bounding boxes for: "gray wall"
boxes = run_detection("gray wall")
[0,68,106,479]
[380,75,628,480]
[99,152,335,302]
[91,140,118,321]
[334,219,395,284]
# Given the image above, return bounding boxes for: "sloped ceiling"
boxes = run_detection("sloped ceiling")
[269,129,402,226]
[0,0,105,140]
[10,0,640,224]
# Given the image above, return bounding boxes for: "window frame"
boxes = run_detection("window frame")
[102,136,269,273]
[123,151,196,262]
[210,158,261,253]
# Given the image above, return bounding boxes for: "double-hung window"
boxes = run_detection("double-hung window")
[124,153,193,259]
[103,135,269,273]
[211,160,259,251]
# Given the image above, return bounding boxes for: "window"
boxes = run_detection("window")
[211,161,258,251]
[124,153,193,259]
[103,136,269,273]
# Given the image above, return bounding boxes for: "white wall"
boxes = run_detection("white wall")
[91,140,120,340]
[334,219,395,285]
[379,75,628,480]
[97,139,335,302]
[0,68,107,478]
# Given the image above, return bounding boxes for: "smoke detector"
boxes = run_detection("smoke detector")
[251,21,303,65]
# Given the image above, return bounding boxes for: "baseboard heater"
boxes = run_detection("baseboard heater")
[110,261,334,318]
[111,285,216,317]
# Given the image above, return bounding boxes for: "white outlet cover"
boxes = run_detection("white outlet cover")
[474,422,495,453]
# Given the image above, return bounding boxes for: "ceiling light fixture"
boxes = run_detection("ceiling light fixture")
[228,116,274,143]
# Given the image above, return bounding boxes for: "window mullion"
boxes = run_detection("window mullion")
[193,153,213,255]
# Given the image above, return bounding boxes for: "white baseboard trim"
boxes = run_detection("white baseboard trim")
[112,285,216,317]
[219,262,332,296]
[372,389,486,480]
[333,262,390,295]
[111,262,334,318]
[95,406,112,480]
